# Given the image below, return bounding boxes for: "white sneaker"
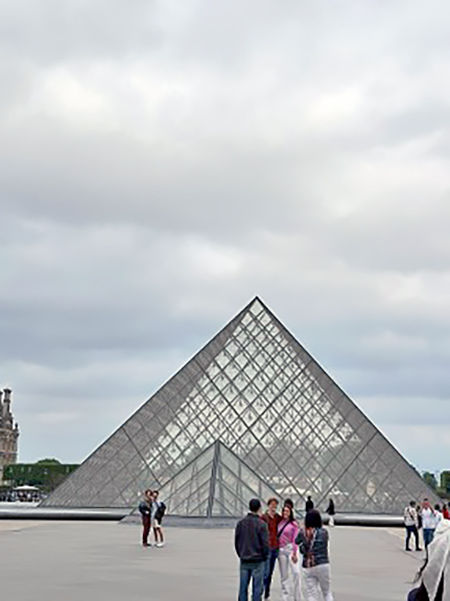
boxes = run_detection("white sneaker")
[156,542,164,548]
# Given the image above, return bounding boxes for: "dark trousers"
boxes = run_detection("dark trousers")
[423,528,435,548]
[239,561,264,601]
[263,548,279,598]
[406,525,420,550]
[141,514,151,545]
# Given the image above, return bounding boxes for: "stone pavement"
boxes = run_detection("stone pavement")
[0,521,423,600]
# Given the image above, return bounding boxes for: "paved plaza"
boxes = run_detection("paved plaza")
[0,520,421,600]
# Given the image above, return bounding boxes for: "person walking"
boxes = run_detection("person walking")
[325,499,335,527]
[261,497,282,599]
[422,499,440,550]
[152,490,166,548]
[305,496,314,514]
[138,489,153,548]
[235,498,270,601]
[278,504,301,601]
[296,509,334,601]
[404,501,421,552]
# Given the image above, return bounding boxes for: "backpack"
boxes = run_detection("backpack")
[155,502,166,521]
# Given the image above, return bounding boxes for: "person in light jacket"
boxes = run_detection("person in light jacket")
[422,500,441,550]
[404,501,421,552]
[296,509,334,601]
[277,504,301,601]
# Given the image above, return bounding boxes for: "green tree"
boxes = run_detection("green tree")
[423,471,438,490]
[4,461,79,493]
[440,471,450,493]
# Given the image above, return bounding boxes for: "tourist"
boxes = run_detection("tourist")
[406,519,450,601]
[296,509,334,601]
[422,499,440,550]
[404,501,421,552]
[325,498,336,527]
[278,504,301,601]
[305,495,314,513]
[138,489,153,548]
[417,502,423,534]
[152,490,166,548]
[261,497,282,599]
[235,498,269,601]
[442,504,450,520]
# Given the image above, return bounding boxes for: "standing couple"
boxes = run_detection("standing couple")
[139,489,166,548]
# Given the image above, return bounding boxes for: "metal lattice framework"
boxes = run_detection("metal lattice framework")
[42,297,437,514]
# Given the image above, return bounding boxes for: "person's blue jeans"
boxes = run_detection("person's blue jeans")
[423,528,435,548]
[263,548,279,598]
[239,561,265,601]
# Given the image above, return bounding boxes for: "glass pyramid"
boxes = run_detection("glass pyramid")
[42,297,437,514]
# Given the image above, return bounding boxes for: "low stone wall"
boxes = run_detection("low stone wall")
[121,512,404,528]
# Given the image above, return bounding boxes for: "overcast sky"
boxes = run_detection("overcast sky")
[1,0,450,474]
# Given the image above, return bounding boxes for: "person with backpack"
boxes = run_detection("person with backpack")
[404,501,421,552]
[152,490,166,548]
[277,504,301,601]
[296,509,334,601]
[138,489,153,547]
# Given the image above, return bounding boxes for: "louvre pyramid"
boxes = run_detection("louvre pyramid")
[42,297,437,514]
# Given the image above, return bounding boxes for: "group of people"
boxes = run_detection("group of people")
[138,489,166,548]
[406,502,450,601]
[404,499,450,552]
[235,496,334,601]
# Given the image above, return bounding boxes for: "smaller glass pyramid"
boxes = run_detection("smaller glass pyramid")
[157,440,279,517]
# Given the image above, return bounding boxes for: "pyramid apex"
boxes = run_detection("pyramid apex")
[244,295,270,313]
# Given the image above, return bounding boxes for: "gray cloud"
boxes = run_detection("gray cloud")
[1,0,450,472]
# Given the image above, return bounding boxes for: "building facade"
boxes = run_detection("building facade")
[0,389,19,482]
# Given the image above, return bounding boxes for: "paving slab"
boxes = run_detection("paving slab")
[0,521,422,600]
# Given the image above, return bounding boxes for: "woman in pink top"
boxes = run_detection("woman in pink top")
[278,505,301,601]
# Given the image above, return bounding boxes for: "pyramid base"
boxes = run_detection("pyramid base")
[120,513,405,528]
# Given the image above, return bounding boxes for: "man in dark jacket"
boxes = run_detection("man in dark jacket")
[235,499,269,601]
[138,489,153,547]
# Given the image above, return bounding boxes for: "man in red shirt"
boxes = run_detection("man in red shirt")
[261,497,282,600]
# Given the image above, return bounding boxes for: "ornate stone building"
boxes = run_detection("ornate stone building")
[0,389,19,482]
